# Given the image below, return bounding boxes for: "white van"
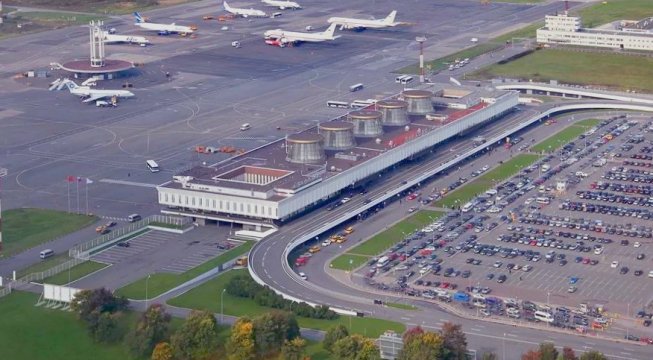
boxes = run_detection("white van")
[534,311,554,323]
[461,202,475,213]
[231,41,241,48]
[40,249,54,259]
[127,214,142,222]
[240,123,251,131]
[376,255,390,268]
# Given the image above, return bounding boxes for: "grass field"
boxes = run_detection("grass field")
[0,291,133,360]
[471,49,653,93]
[574,118,602,128]
[577,0,653,28]
[385,302,418,311]
[116,241,253,300]
[42,261,108,285]
[398,43,502,74]
[2,208,97,258]
[148,221,187,230]
[18,11,104,25]
[330,211,444,270]
[494,21,543,43]
[167,269,405,338]
[434,154,541,208]
[17,253,71,278]
[531,125,589,153]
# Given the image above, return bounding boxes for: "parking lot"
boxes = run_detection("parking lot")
[349,114,653,339]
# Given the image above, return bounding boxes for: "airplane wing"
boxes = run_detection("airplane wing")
[82,94,105,103]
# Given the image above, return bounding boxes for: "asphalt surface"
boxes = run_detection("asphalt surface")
[249,101,653,359]
[2,0,645,357]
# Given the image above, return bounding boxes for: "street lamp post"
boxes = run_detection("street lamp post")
[145,274,151,310]
[0,167,7,254]
[502,333,506,360]
[221,289,226,324]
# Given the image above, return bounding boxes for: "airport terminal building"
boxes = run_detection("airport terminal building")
[536,13,653,51]
[157,85,518,232]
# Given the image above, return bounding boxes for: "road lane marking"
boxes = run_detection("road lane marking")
[99,179,159,188]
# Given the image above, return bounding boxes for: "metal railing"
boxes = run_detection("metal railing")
[0,286,11,298]
[69,214,189,258]
[14,257,88,287]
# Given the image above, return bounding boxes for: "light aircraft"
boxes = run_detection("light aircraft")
[261,0,301,10]
[133,12,195,35]
[328,10,401,30]
[264,23,339,47]
[51,79,135,103]
[102,31,150,45]
[223,1,266,17]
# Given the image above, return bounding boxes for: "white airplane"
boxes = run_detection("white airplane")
[52,79,135,103]
[102,31,151,45]
[133,12,195,35]
[328,10,401,30]
[261,0,301,10]
[264,23,339,47]
[224,1,266,17]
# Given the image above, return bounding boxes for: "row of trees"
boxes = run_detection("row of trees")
[521,343,608,360]
[225,273,338,320]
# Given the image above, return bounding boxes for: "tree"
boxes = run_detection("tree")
[579,351,608,360]
[561,347,577,360]
[399,331,444,360]
[402,326,425,344]
[127,304,172,358]
[71,288,128,323]
[323,324,350,353]
[441,322,467,360]
[252,311,300,357]
[227,318,256,360]
[539,343,558,360]
[521,349,541,360]
[92,311,123,343]
[171,310,220,360]
[332,335,380,360]
[281,337,307,360]
[151,342,174,360]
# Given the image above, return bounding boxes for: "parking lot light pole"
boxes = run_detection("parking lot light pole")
[221,289,226,324]
[145,274,151,310]
[502,333,506,360]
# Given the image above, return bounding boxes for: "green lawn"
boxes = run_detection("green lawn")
[305,340,331,360]
[574,118,602,128]
[116,241,253,300]
[330,254,371,271]
[2,208,97,258]
[330,211,444,270]
[148,221,186,230]
[385,302,418,311]
[0,291,133,360]
[18,11,104,25]
[494,0,544,3]
[168,269,405,338]
[494,22,543,43]
[42,261,108,285]
[435,154,541,208]
[531,125,588,153]
[398,43,502,74]
[577,0,653,28]
[471,49,653,93]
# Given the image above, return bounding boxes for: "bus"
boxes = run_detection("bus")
[146,160,160,173]
[400,76,414,85]
[395,75,409,83]
[535,197,550,205]
[350,99,376,109]
[326,100,349,108]
[349,83,364,92]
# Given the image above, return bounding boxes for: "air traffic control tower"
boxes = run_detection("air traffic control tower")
[53,20,133,79]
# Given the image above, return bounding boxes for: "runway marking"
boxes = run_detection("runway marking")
[99,179,159,188]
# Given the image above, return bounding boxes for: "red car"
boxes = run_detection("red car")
[407,193,418,200]
[582,258,590,264]
[639,337,653,345]
[441,282,450,289]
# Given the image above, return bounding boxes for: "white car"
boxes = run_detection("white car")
[341,197,352,204]
[524,198,535,205]
[321,239,332,247]
[298,272,307,280]
[522,265,532,272]
[482,165,490,172]
[649,270,653,278]
[493,261,503,268]
[594,247,603,255]
[634,242,641,248]
[611,261,619,269]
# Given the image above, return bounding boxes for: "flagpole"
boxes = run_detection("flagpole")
[85,179,89,215]
[76,178,80,214]
[67,180,71,213]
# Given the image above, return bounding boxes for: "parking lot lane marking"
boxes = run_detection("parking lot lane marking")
[99,179,159,188]
[505,333,518,338]
[470,328,483,332]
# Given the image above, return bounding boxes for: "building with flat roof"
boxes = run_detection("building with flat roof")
[536,13,653,51]
[157,85,518,232]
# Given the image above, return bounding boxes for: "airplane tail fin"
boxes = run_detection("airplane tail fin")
[385,10,397,24]
[324,23,338,38]
[134,12,145,23]
[223,1,230,11]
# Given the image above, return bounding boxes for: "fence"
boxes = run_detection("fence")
[69,214,189,258]
[14,257,88,287]
[0,215,189,300]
